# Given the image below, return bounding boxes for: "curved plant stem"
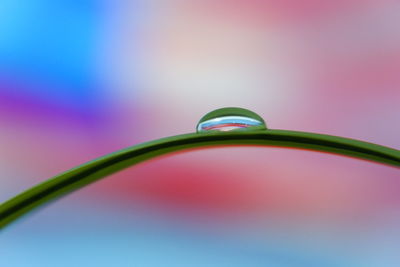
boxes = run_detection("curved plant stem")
[1,129,399,229]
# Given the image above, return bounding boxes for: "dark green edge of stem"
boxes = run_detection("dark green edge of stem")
[1,129,399,230]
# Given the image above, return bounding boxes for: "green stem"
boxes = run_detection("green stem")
[1,129,399,229]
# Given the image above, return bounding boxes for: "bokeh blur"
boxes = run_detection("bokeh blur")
[1,0,400,266]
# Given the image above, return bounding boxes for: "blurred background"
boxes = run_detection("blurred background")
[1,0,400,266]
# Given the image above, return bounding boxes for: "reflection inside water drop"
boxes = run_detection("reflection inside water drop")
[196,107,267,133]
[197,116,265,132]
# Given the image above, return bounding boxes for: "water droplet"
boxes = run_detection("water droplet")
[196,107,267,133]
